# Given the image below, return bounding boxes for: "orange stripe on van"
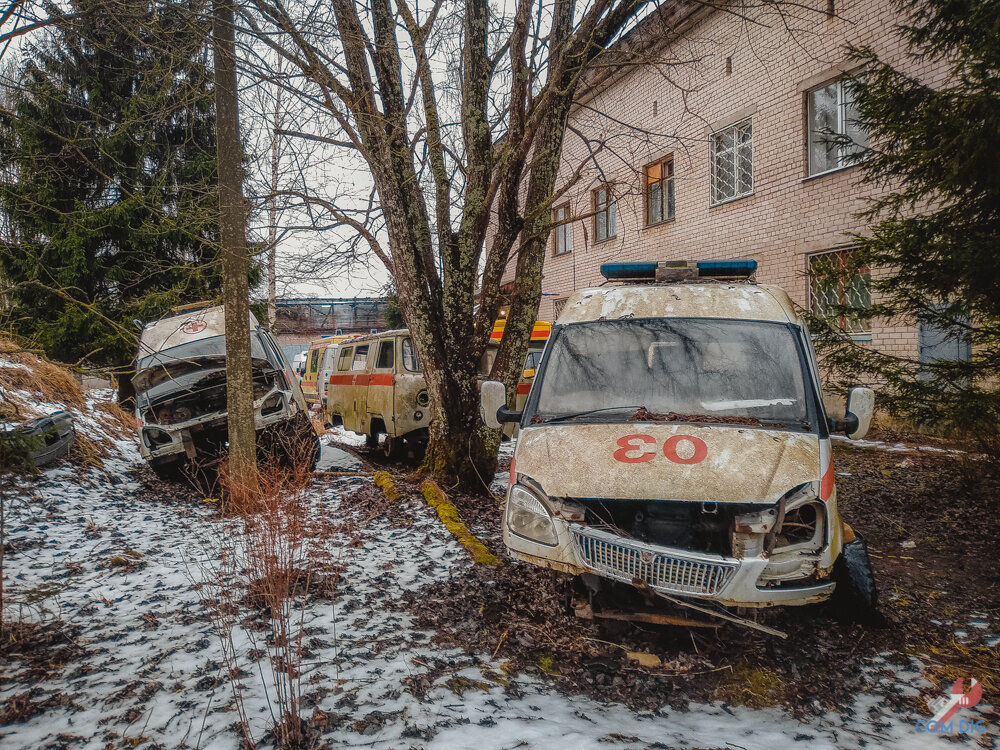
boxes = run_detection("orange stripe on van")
[820,459,834,502]
[327,373,395,387]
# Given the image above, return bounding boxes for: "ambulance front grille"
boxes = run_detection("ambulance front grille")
[570,526,737,597]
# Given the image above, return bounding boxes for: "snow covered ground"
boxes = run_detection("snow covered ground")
[1,395,995,749]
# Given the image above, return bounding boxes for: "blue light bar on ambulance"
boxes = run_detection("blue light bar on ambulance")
[599,259,757,282]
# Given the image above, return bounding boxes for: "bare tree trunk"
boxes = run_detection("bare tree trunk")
[213,0,257,492]
[266,77,281,328]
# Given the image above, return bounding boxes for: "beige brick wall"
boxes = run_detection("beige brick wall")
[508,0,949,363]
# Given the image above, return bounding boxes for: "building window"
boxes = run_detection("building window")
[808,78,868,176]
[645,157,675,225]
[808,249,872,334]
[552,204,572,256]
[710,118,753,205]
[593,185,617,242]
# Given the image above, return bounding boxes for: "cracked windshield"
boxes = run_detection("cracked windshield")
[534,319,809,423]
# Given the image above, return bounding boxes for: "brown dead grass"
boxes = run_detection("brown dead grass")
[93,400,135,438]
[0,339,84,419]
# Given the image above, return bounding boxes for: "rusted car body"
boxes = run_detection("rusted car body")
[482,272,875,612]
[324,330,429,455]
[133,305,316,477]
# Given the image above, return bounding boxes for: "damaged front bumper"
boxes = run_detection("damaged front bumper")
[502,487,839,608]
[139,387,301,463]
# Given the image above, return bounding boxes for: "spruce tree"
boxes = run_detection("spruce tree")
[811,0,1000,443]
[0,0,221,369]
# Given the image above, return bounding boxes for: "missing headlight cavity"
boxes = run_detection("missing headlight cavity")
[773,502,822,548]
[575,499,765,556]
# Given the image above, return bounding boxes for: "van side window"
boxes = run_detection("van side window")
[376,340,394,369]
[351,345,370,371]
[402,338,421,372]
[307,348,320,375]
[338,347,353,371]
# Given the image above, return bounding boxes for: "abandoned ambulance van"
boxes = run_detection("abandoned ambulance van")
[325,330,429,456]
[133,304,317,478]
[481,260,878,621]
[488,319,551,411]
[299,338,332,405]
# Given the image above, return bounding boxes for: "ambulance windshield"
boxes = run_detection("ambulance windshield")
[533,318,810,425]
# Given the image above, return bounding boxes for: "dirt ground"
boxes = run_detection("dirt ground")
[373,440,1000,724]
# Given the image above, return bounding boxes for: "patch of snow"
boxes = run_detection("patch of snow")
[324,425,368,448]
[0,357,31,371]
[831,435,963,455]
[2,396,994,750]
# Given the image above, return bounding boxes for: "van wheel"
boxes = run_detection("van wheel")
[831,535,883,626]
[382,435,403,459]
[365,432,379,449]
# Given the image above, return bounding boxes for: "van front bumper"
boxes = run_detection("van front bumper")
[505,522,835,608]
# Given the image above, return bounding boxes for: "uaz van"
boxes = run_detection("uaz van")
[481,260,877,620]
[300,335,359,407]
[325,330,429,456]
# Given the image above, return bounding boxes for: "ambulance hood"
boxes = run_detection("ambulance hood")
[515,423,820,504]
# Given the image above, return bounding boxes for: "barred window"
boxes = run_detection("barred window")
[552,204,572,256]
[593,185,617,242]
[807,79,867,176]
[808,249,872,334]
[710,118,753,205]
[645,157,675,225]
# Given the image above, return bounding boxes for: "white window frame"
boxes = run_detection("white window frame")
[552,204,572,256]
[593,185,617,242]
[807,78,867,177]
[710,118,753,206]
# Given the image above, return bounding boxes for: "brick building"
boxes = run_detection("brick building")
[515,0,949,364]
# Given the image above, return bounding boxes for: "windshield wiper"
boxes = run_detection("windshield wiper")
[538,406,646,424]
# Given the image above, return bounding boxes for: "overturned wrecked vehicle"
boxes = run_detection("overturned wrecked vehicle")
[134,304,318,479]
[482,260,878,624]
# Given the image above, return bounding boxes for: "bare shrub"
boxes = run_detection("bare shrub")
[195,435,330,749]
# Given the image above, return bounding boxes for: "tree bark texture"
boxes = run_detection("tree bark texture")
[213,0,258,492]
[246,0,651,492]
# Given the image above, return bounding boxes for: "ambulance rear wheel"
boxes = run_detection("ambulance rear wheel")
[365,431,379,449]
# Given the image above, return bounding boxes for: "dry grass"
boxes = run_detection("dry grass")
[0,339,83,419]
[93,400,135,439]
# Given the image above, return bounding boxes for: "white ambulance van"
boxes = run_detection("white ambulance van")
[481,260,878,620]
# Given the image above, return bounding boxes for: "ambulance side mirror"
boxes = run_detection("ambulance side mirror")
[480,380,520,428]
[843,386,874,440]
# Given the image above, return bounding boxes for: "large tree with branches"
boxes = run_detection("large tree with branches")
[240,0,673,489]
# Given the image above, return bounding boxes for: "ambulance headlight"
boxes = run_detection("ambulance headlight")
[506,484,558,546]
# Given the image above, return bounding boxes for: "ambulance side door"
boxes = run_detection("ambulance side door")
[326,346,352,425]
[368,338,397,435]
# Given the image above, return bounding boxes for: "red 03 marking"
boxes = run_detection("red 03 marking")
[613,433,708,465]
